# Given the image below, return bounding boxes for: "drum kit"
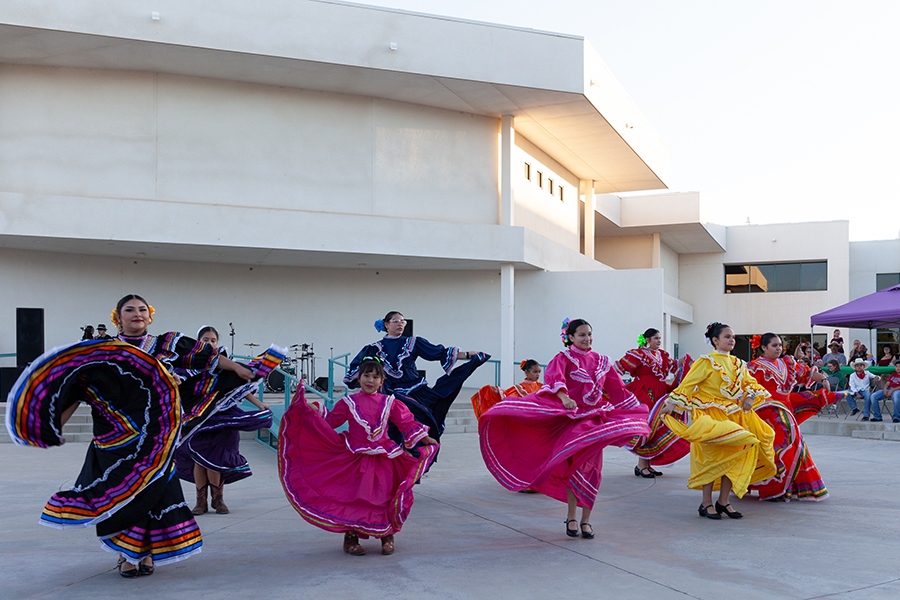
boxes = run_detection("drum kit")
[244,342,317,394]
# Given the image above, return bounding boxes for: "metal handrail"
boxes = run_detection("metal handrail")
[327,352,351,403]
[232,354,332,452]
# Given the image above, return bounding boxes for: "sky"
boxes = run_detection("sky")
[362,0,900,241]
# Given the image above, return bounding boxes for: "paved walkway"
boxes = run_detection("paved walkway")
[1,432,898,600]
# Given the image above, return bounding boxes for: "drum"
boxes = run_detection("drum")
[265,370,285,393]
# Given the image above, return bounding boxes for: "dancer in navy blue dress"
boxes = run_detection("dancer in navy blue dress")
[345,311,489,440]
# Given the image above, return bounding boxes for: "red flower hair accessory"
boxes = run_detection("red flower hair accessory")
[750,335,762,349]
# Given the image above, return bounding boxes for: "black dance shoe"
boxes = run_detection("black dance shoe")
[698,504,722,520]
[565,519,580,537]
[117,558,138,579]
[715,502,743,519]
[580,523,595,539]
[634,466,655,479]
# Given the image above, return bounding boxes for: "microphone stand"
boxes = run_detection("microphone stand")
[229,323,235,356]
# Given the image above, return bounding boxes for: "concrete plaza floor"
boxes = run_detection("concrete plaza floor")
[1,432,897,600]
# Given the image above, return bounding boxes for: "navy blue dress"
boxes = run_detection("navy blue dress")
[345,336,489,439]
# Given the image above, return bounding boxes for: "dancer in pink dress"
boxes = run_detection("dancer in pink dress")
[479,318,650,539]
[278,359,438,556]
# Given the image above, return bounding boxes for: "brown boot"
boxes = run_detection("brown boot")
[191,484,208,515]
[210,481,230,514]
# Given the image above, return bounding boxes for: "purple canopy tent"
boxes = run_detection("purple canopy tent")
[810,284,900,356]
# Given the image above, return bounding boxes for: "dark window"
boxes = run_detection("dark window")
[876,273,900,291]
[524,163,531,181]
[801,261,828,291]
[725,261,827,293]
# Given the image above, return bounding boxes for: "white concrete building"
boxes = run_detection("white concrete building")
[0,1,893,389]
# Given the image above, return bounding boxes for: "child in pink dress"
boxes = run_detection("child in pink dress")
[479,318,650,539]
[278,359,438,555]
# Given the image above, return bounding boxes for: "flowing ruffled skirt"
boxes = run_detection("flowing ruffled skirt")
[176,405,274,484]
[664,404,777,498]
[628,355,693,466]
[278,400,437,538]
[4,340,202,565]
[750,390,838,501]
[479,395,650,508]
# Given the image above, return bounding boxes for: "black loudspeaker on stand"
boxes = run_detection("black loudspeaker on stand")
[17,308,45,367]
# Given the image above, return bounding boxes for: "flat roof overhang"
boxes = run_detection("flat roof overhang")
[594,192,727,254]
[0,0,668,193]
[0,192,607,273]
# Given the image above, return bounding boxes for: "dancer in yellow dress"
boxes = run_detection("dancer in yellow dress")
[661,323,776,520]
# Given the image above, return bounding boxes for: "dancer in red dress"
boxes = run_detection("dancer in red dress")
[616,328,692,478]
[479,319,650,539]
[747,333,839,501]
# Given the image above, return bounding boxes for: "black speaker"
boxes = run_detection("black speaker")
[0,366,25,403]
[16,308,44,367]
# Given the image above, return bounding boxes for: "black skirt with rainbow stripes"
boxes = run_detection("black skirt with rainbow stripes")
[5,337,284,565]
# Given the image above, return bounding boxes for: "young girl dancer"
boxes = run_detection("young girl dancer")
[5,294,283,577]
[661,323,776,520]
[346,311,489,440]
[279,359,438,556]
[747,333,839,501]
[176,326,274,515]
[616,328,692,478]
[479,318,650,539]
[471,359,543,419]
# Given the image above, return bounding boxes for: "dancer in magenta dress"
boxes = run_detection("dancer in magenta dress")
[616,327,692,478]
[479,318,650,539]
[279,359,438,555]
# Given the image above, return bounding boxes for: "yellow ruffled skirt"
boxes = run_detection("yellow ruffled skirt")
[664,404,776,498]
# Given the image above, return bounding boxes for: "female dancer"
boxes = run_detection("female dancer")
[176,326,274,515]
[471,359,543,420]
[5,294,282,577]
[479,318,651,539]
[661,323,776,520]
[279,359,438,555]
[616,328,691,478]
[747,333,838,501]
[345,311,489,440]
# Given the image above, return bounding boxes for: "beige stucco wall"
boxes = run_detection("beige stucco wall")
[513,135,580,251]
[594,235,653,270]
[0,64,499,225]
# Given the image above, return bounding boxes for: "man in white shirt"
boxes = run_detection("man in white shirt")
[848,358,881,420]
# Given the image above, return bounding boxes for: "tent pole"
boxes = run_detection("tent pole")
[869,321,875,363]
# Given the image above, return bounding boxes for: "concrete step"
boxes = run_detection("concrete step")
[800,416,900,441]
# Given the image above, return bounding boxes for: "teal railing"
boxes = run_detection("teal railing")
[231,355,322,452]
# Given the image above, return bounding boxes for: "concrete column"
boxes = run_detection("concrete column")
[652,232,661,268]
[664,312,672,354]
[581,180,596,259]
[500,115,515,227]
[499,263,515,388]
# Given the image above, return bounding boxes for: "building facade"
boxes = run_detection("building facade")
[0,1,893,388]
